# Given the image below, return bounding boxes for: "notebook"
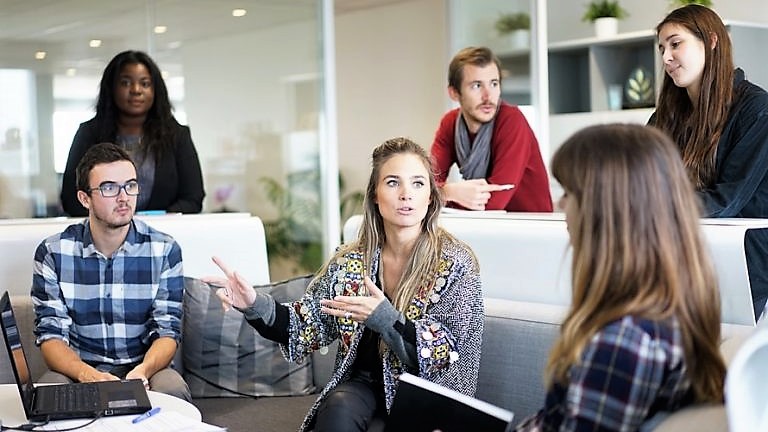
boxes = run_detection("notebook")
[385,372,514,432]
[0,291,152,421]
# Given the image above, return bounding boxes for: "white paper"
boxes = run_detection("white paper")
[39,410,226,432]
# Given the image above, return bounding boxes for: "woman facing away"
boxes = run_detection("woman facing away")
[649,4,768,320]
[60,50,205,216]
[204,137,484,432]
[515,124,726,431]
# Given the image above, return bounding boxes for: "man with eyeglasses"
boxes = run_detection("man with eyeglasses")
[30,142,191,401]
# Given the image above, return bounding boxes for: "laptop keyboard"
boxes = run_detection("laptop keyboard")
[43,384,101,412]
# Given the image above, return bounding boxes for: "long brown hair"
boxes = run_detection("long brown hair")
[653,5,734,188]
[548,124,725,403]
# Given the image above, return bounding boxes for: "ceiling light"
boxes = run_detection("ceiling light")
[66,68,77,76]
[35,51,46,60]
[232,9,246,17]
[167,41,182,49]
[89,39,102,48]
[154,25,167,34]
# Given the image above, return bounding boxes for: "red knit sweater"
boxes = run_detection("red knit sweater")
[430,103,553,212]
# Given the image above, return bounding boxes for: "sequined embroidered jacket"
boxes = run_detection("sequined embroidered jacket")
[280,235,484,432]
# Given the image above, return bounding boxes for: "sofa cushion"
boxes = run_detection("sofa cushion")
[477,299,564,420]
[645,404,727,432]
[182,275,315,397]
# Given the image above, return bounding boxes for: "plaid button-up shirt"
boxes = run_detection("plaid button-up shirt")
[517,316,694,431]
[32,218,183,368]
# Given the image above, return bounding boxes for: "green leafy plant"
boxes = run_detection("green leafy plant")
[259,170,364,273]
[670,0,713,6]
[582,1,629,22]
[494,12,531,35]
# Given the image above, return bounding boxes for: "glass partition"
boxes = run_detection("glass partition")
[0,1,333,279]
[447,0,550,169]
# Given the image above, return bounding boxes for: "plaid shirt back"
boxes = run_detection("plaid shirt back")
[518,316,694,432]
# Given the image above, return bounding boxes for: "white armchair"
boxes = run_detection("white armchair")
[725,326,768,432]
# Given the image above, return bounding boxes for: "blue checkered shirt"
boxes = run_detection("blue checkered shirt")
[31,218,183,368]
[517,316,694,432]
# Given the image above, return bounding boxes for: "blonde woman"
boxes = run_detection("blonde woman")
[204,137,483,432]
[516,124,725,431]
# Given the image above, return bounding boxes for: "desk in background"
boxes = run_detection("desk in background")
[0,213,271,297]
[343,212,768,327]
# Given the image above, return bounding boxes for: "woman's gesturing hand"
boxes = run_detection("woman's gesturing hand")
[320,276,386,322]
[201,256,258,311]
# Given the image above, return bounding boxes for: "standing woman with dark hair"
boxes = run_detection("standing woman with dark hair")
[516,124,726,431]
[649,4,768,320]
[61,50,205,216]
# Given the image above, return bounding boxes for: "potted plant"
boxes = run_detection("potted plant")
[258,171,363,277]
[582,1,628,38]
[494,12,531,49]
[670,0,713,6]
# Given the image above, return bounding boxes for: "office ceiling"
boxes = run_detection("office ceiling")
[0,0,411,75]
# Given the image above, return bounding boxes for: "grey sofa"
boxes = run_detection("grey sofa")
[0,294,731,432]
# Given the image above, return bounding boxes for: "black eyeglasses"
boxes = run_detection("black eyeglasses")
[87,181,140,197]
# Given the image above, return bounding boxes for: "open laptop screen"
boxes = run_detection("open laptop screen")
[1,291,36,417]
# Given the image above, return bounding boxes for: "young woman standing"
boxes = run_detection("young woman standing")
[61,50,205,216]
[649,5,768,320]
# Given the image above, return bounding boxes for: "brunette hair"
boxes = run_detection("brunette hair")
[548,124,725,403]
[447,46,502,94]
[94,50,178,158]
[654,4,734,188]
[75,142,135,193]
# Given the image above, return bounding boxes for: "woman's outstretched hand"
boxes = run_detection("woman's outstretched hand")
[201,256,257,311]
[320,276,386,322]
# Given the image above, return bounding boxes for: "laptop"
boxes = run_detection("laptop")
[0,291,152,421]
[385,372,514,432]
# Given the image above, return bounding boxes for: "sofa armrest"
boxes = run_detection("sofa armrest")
[648,404,727,432]
[2,295,49,382]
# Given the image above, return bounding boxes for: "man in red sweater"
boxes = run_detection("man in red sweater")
[431,46,552,212]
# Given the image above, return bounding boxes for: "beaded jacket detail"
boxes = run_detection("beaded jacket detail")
[280,236,484,431]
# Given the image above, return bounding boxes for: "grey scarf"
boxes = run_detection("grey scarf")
[454,111,496,180]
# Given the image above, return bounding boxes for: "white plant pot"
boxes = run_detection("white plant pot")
[594,17,618,38]
[506,30,530,49]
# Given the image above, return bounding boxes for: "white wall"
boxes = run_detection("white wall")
[335,0,448,191]
[182,20,320,217]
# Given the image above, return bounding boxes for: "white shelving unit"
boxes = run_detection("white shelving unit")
[496,47,532,106]
[548,29,660,114]
[546,22,768,154]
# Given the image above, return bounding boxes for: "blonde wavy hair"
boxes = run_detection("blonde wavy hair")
[329,137,452,313]
[548,124,725,403]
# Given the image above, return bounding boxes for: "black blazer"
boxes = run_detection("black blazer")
[60,118,205,216]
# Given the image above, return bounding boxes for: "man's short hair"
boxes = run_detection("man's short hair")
[447,46,502,94]
[75,143,135,193]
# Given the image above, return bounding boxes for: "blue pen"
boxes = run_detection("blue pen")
[132,407,161,424]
